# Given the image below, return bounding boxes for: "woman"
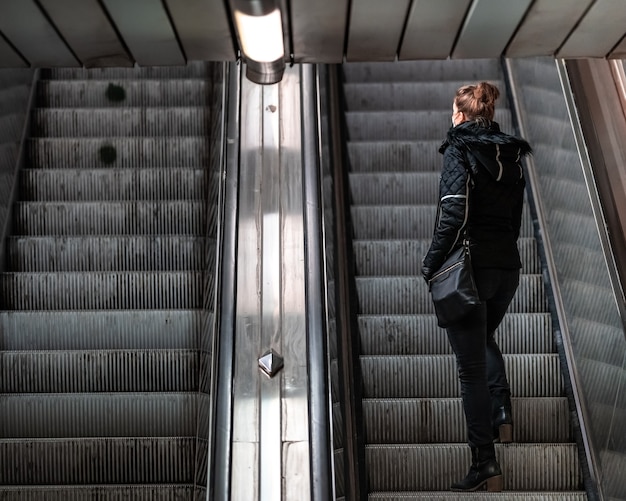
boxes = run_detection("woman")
[421,82,532,492]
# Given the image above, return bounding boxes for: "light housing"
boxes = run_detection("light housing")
[231,0,286,85]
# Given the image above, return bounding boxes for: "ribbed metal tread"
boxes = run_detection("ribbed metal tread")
[360,354,563,398]
[353,238,540,276]
[0,310,205,350]
[0,350,198,392]
[356,275,547,315]
[342,60,502,83]
[347,141,443,172]
[38,80,212,108]
[358,313,553,355]
[1,392,197,437]
[350,206,535,239]
[32,108,213,137]
[0,437,195,484]
[0,271,204,309]
[369,493,587,500]
[365,443,581,492]
[7,236,214,272]
[362,397,571,444]
[42,64,212,80]
[27,137,212,168]
[349,172,439,205]
[345,110,513,141]
[343,81,509,111]
[20,168,210,201]
[0,485,197,500]
[571,317,625,366]
[13,201,207,235]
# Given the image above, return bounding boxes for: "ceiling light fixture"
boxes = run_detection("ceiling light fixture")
[231,0,286,85]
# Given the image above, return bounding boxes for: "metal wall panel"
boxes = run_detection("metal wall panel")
[164,0,235,61]
[0,37,26,68]
[38,0,132,67]
[290,0,349,63]
[101,0,185,66]
[506,0,593,57]
[346,0,411,61]
[452,0,532,59]
[0,0,78,67]
[400,0,471,60]
[558,0,626,58]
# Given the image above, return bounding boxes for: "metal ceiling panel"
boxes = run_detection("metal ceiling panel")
[452,0,532,59]
[0,36,27,68]
[506,0,593,57]
[400,0,471,60]
[346,0,411,61]
[164,0,235,61]
[101,0,185,66]
[558,0,626,58]
[0,0,79,67]
[38,0,133,68]
[289,0,349,63]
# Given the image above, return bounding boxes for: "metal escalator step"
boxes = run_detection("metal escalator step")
[42,64,212,80]
[343,81,509,112]
[556,242,615,290]
[352,238,539,276]
[600,449,626,500]
[7,236,214,272]
[0,437,195,484]
[1,393,196,438]
[0,485,197,500]
[347,141,443,173]
[349,173,439,205]
[342,60,502,83]
[38,80,212,108]
[363,397,571,444]
[32,108,213,137]
[577,358,626,407]
[0,350,197,392]
[356,275,547,315]
[27,137,211,168]
[21,168,208,201]
[0,310,205,350]
[345,110,513,141]
[369,492,587,500]
[350,206,535,239]
[358,313,553,355]
[365,443,581,492]
[0,271,204,309]
[572,317,624,366]
[13,201,206,236]
[360,354,563,398]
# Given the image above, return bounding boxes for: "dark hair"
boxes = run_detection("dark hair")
[454,81,500,121]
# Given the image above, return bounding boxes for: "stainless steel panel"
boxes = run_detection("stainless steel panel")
[38,0,132,67]
[506,0,593,57]
[559,0,626,57]
[452,0,532,59]
[0,37,27,68]
[0,0,78,67]
[101,0,185,66]
[164,0,235,61]
[400,0,471,60]
[346,0,411,61]
[290,0,349,63]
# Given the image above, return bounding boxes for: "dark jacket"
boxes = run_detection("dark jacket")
[422,120,532,280]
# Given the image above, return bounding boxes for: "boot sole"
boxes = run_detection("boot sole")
[451,474,503,492]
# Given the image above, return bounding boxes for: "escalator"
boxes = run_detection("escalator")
[341,59,588,499]
[0,64,220,497]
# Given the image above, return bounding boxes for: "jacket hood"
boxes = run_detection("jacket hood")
[440,120,532,184]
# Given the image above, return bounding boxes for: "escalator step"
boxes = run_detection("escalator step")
[360,354,563,398]
[362,397,571,444]
[0,271,205,309]
[43,64,212,80]
[368,492,587,500]
[0,486,198,500]
[347,141,442,173]
[0,350,198,393]
[349,172,439,205]
[365,443,581,492]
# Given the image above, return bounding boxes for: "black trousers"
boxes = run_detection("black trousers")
[445,267,520,448]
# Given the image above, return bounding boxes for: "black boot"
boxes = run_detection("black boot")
[492,394,513,443]
[451,444,503,492]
